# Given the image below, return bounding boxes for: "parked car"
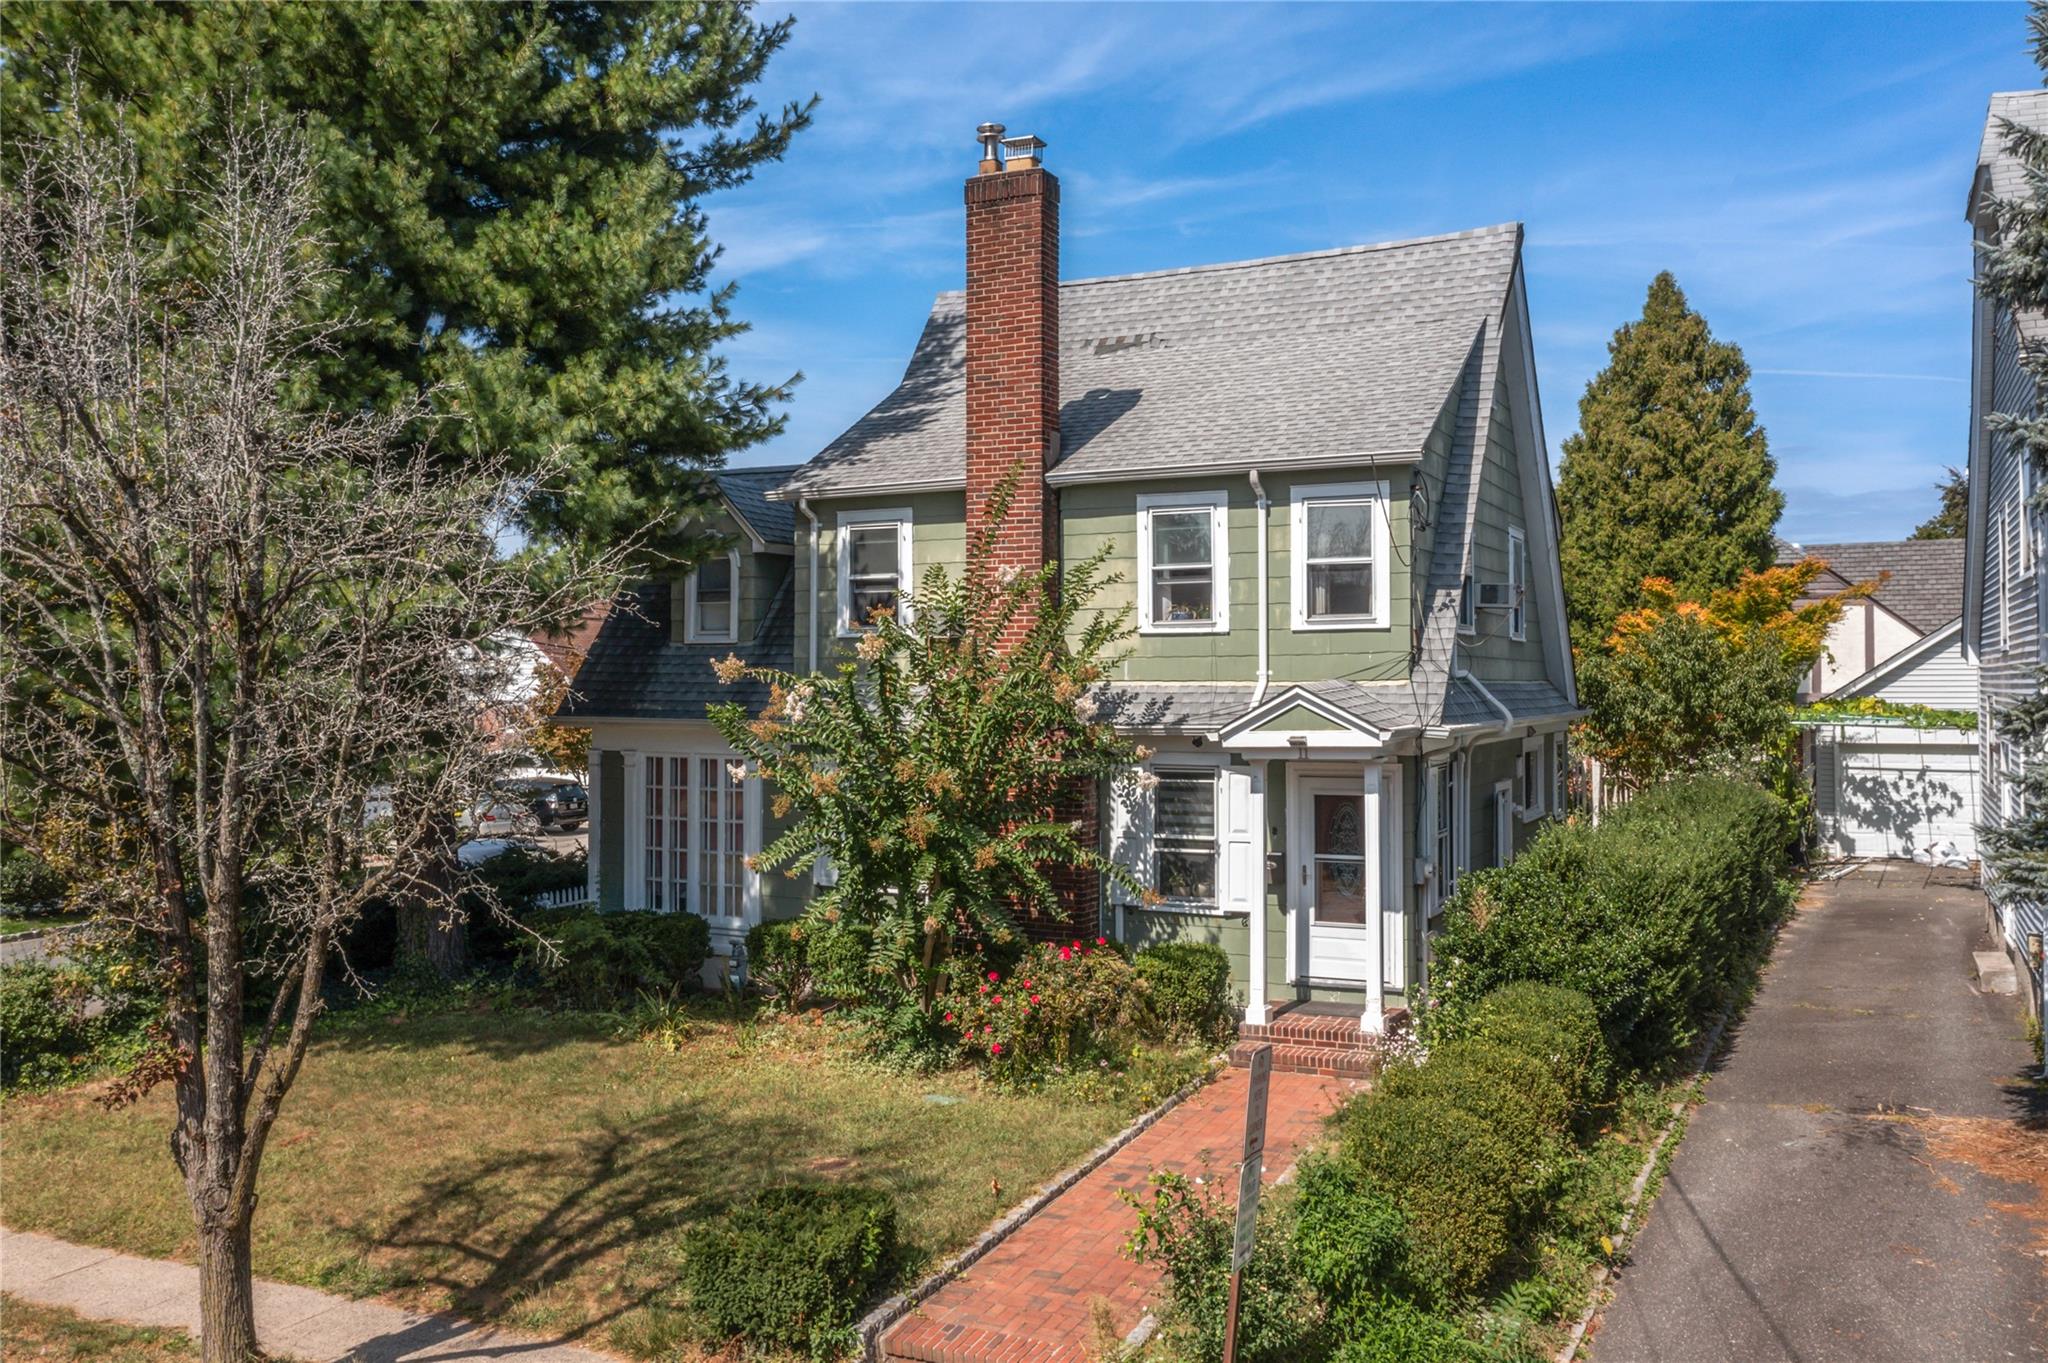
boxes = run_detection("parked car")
[492,777,588,832]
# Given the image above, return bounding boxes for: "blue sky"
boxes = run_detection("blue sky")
[710,1,2036,544]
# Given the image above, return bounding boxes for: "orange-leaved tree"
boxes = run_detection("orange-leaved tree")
[1577,559,1873,790]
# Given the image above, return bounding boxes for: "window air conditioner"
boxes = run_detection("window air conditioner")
[1475,582,1517,610]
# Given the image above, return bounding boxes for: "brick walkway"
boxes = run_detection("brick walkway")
[882,1068,1355,1363]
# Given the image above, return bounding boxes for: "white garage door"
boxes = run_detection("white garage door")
[1815,725,1979,862]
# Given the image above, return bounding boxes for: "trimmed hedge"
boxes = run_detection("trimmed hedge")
[1458,981,1612,1107]
[683,1185,898,1359]
[1133,941,1234,1042]
[1339,1092,1519,1306]
[0,854,67,912]
[1432,776,1790,1069]
[746,919,811,1007]
[1376,1039,1569,1177]
[520,909,711,1008]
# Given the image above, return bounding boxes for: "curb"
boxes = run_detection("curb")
[0,928,50,944]
[856,1061,1223,1362]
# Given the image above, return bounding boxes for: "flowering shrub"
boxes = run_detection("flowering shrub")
[941,938,1156,1082]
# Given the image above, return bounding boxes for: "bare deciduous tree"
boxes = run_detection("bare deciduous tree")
[0,113,617,1362]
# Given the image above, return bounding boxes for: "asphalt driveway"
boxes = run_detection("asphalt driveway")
[1593,861,2046,1363]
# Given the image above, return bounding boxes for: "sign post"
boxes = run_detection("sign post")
[1222,1044,1272,1363]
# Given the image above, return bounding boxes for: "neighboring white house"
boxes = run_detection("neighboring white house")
[1780,539,1979,862]
[1963,90,2048,1019]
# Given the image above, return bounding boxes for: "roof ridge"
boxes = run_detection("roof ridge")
[717,463,807,476]
[925,222,1522,302]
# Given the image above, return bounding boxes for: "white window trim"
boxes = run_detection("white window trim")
[1290,480,1392,631]
[1493,778,1515,868]
[1552,732,1568,817]
[1519,736,1544,822]
[1507,525,1528,642]
[684,549,741,644]
[1457,573,1476,636]
[1137,490,1231,635]
[835,508,913,637]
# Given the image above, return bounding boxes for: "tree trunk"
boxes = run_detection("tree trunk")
[395,811,468,978]
[198,1213,260,1363]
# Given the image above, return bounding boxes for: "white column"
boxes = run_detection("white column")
[1361,763,1386,1034]
[586,748,603,903]
[1245,767,1270,1026]
[621,749,644,910]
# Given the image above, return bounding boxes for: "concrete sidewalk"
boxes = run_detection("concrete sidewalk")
[1592,862,2048,1363]
[0,1226,621,1363]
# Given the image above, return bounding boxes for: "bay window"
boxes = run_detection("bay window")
[1291,481,1391,629]
[1137,491,1228,633]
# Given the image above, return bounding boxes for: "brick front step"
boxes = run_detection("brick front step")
[1227,1040,1381,1078]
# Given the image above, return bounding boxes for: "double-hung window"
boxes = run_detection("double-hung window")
[837,510,912,634]
[1291,481,1390,629]
[1153,768,1219,904]
[1458,574,1476,634]
[1552,733,1569,816]
[686,550,739,643]
[1517,738,1543,821]
[1507,526,1528,641]
[1137,492,1229,633]
[1430,759,1457,913]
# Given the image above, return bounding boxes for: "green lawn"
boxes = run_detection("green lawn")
[0,912,86,937]
[0,1002,1201,1359]
[1,1296,203,1363]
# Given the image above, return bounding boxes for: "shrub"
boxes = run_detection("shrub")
[805,919,879,1003]
[1123,1170,1326,1363]
[747,919,811,1007]
[1341,1093,1519,1306]
[522,909,710,1008]
[1376,1039,1569,1181]
[0,853,68,913]
[683,1185,898,1359]
[1431,776,1789,1071]
[1292,1152,1414,1317]
[942,937,1154,1081]
[1458,982,1611,1107]
[1133,941,1235,1042]
[0,962,147,1090]
[1328,1294,1479,1363]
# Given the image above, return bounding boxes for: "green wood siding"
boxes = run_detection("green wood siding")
[1462,373,1554,682]
[598,748,625,911]
[669,507,791,646]
[796,491,966,672]
[1060,470,1414,686]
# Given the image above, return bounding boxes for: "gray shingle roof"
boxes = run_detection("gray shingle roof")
[1096,675,1573,735]
[1774,538,1965,634]
[715,465,800,547]
[556,566,795,723]
[778,225,1522,498]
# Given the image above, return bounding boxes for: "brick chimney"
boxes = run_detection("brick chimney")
[964,122,1059,639]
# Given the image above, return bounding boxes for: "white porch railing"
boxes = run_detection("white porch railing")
[533,884,595,911]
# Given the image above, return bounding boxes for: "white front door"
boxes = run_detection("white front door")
[1294,769,1376,982]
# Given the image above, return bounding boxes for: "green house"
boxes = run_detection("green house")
[558,127,1579,1033]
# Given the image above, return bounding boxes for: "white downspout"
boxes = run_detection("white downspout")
[1454,666,1514,736]
[1249,469,1271,709]
[799,497,820,676]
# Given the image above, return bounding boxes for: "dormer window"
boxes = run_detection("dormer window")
[836,509,913,635]
[1291,480,1391,630]
[1137,491,1229,634]
[687,551,739,644]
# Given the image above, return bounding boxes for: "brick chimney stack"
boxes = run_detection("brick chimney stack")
[964,122,1059,640]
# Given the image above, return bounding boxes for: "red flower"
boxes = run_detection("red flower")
[1030,994,1040,1004]
[1021,979,1033,989]
[1072,940,1082,950]
[992,995,1002,1005]
[988,970,999,982]
[1059,947,1072,961]
[979,983,989,994]
[991,1041,1003,1055]
[1096,936,1107,946]
[983,1025,992,1035]
[943,1012,955,1023]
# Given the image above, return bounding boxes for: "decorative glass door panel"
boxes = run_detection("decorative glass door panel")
[1311,794,1368,925]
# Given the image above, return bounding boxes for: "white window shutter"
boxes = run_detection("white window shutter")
[1107,770,1154,905]
[1220,767,1258,913]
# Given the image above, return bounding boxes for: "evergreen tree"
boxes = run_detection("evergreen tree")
[1556,273,1783,653]
[1910,467,1969,539]
[0,1,815,559]
[1977,3,2048,914]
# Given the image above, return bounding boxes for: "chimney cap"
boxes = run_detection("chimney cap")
[1000,134,1046,169]
[976,122,1006,171]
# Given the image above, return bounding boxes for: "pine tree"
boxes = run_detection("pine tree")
[1977,3,2048,912]
[0,2,815,559]
[1556,273,1784,653]
[1910,467,1969,539]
